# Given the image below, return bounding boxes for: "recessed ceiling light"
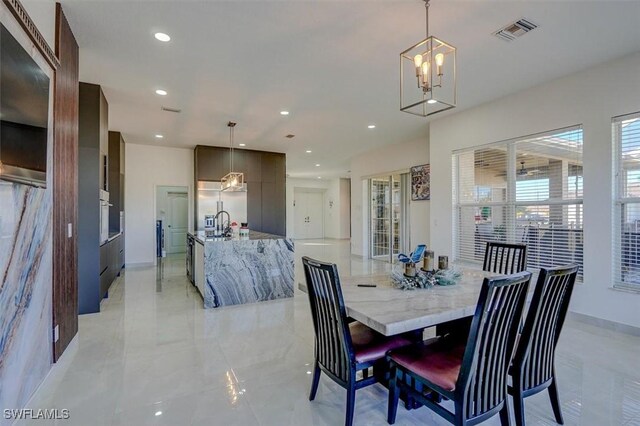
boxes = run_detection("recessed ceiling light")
[155,411,162,416]
[306,150,312,153]
[155,134,163,138]
[155,89,167,96]
[315,164,320,167]
[368,124,376,129]
[317,176,322,179]
[154,33,171,42]
[239,143,246,147]
[427,99,437,104]
[280,111,290,116]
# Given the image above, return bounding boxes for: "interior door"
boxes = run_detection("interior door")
[305,192,324,239]
[294,191,324,239]
[167,192,188,254]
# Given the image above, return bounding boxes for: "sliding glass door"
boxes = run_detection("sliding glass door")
[369,174,410,262]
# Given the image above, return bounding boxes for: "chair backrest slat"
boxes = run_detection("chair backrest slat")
[457,271,531,420]
[483,242,527,275]
[303,257,354,383]
[514,265,577,392]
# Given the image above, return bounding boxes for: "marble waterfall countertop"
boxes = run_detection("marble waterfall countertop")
[189,230,285,244]
[188,231,294,308]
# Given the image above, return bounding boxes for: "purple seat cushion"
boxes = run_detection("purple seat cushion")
[389,338,465,392]
[349,322,413,364]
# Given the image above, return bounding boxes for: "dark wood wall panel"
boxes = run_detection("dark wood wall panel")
[52,3,79,361]
[194,146,286,235]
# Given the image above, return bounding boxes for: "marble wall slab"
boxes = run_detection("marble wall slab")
[0,182,53,421]
[203,238,294,308]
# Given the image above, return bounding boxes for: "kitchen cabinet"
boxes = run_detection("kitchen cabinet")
[108,131,125,232]
[99,233,123,299]
[78,82,109,314]
[193,146,286,235]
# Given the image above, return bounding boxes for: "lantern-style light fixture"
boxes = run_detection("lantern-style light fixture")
[400,0,456,117]
[221,121,245,191]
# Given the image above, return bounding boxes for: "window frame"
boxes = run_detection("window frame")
[452,125,584,278]
[612,111,640,292]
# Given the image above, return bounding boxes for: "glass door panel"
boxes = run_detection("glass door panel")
[370,174,410,262]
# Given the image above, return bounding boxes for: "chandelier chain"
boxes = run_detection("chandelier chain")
[425,0,430,39]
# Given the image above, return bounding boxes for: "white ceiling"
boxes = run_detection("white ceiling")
[60,0,640,179]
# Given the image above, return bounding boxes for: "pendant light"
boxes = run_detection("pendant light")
[400,0,456,117]
[221,121,244,191]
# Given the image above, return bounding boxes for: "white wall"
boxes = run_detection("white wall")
[125,144,194,265]
[430,52,640,328]
[286,177,350,239]
[350,134,430,257]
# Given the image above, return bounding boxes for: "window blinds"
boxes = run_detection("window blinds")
[613,112,640,291]
[453,126,583,277]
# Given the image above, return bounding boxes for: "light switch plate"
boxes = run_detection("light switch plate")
[67,223,72,238]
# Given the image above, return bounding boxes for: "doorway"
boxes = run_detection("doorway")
[369,173,410,262]
[156,186,189,254]
[294,189,325,239]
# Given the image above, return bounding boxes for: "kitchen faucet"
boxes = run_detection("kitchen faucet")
[215,210,231,237]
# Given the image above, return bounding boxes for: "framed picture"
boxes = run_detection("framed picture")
[411,164,430,201]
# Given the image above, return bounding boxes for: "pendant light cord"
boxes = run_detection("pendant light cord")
[425,0,430,39]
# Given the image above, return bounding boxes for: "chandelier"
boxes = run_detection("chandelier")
[400,0,456,117]
[221,121,244,191]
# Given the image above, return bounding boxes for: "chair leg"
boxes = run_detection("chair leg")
[345,384,356,426]
[309,363,321,401]
[513,392,525,426]
[548,379,564,425]
[387,367,400,425]
[499,401,510,426]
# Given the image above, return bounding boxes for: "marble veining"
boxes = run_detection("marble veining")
[299,266,537,336]
[0,182,52,421]
[203,237,294,308]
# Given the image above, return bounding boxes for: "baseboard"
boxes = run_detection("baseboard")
[567,312,640,337]
[124,261,155,268]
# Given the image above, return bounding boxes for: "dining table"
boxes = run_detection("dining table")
[298,264,537,337]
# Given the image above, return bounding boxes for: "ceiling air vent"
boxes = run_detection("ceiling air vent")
[161,106,182,113]
[285,134,295,139]
[493,18,538,42]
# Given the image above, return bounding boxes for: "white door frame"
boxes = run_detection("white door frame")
[153,184,193,265]
[293,187,326,239]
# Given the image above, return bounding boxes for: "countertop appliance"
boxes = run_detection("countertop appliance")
[0,24,51,188]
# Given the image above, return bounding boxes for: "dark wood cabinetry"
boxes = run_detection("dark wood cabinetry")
[108,131,125,232]
[78,82,108,314]
[194,146,286,236]
[99,234,123,298]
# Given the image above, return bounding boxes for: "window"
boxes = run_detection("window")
[453,126,583,277]
[613,112,640,291]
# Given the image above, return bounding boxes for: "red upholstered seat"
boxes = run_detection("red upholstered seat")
[389,338,465,392]
[349,322,413,364]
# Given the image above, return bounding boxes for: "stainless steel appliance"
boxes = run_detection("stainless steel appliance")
[186,234,195,284]
[197,181,247,231]
[100,189,110,244]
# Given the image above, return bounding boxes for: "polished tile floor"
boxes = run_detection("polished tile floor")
[19,240,640,425]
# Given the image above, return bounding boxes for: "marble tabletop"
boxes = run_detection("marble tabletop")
[298,266,536,336]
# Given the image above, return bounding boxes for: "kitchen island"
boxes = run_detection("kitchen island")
[188,231,294,308]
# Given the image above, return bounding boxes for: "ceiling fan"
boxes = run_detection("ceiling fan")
[495,162,541,177]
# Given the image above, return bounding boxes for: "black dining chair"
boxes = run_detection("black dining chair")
[509,264,578,426]
[436,241,529,339]
[302,256,413,426]
[484,241,528,274]
[387,271,532,426]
